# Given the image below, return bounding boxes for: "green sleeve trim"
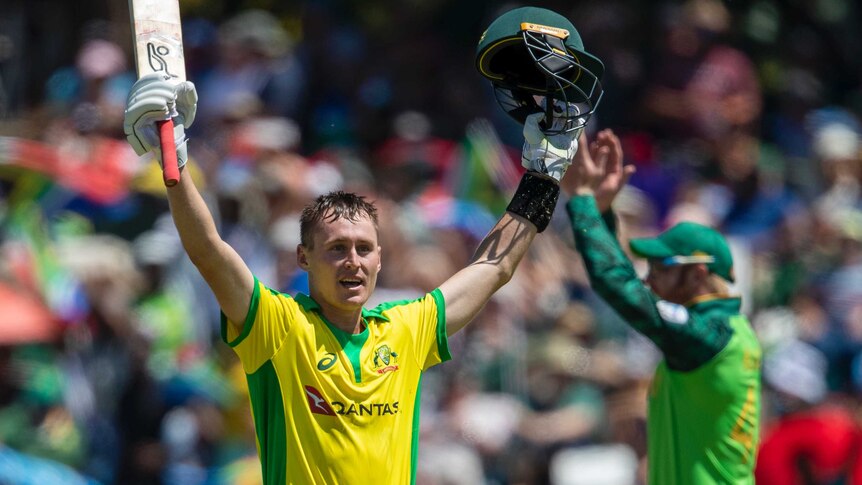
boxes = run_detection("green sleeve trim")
[220,276,261,348]
[430,288,451,362]
[246,360,287,484]
[409,374,423,485]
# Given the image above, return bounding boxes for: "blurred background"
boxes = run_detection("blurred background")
[1,0,862,483]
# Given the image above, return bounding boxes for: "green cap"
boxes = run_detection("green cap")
[629,222,735,282]
[476,6,604,93]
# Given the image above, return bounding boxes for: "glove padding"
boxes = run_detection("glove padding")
[521,110,582,183]
[123,73,198,169]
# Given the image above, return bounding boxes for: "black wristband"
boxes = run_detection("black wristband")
[506,172,560,232]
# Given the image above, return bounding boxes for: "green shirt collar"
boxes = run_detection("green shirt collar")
[294,293,391,322]
[687,296,741,315]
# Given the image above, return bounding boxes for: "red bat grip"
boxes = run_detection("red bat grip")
[157,119,180,187]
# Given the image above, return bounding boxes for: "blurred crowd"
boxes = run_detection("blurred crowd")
[2,0,862,484]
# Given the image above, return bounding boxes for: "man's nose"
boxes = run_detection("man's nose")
[344,249,359,268]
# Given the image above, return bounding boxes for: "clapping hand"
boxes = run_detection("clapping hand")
[564,129,635,212]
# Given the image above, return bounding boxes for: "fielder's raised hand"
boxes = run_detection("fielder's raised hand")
[123,73,198,171]
[567,128,635,212]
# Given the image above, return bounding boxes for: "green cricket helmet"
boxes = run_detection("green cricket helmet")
[476,6,604,134]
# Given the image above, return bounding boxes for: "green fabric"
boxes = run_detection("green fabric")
[0,402,86,467]
[600,209,617,236]
[430,288,451,362]
[568,195,761,484]
[320,317,369,384]
[294,292,402,383]
[11,346,64,405]
[567,196,732,371]
[648,315,761,485]
[410,374,423,485]
[135,287,196,381]
[293,293,391,322]
[220,276,261,347]
[629,221,735,282]
[246,360,287,485]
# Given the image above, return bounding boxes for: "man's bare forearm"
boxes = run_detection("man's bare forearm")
[166,170,222,267]
[166,169,253,324]
[439,212,536,335]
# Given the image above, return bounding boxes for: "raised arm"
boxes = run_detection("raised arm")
[124,75,253,326]
[439,112,577,335]
[166,170,254,325]
[566,130,733,370]
[439,212,536,335]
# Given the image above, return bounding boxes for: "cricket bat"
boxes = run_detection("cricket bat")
[129,0,186,187]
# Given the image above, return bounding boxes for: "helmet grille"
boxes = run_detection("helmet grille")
[489,31,602,134]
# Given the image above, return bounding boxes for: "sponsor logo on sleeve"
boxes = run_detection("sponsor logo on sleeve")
[656,300,690,325]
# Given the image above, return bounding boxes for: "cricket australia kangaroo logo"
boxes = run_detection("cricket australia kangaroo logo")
[373,344,399,374]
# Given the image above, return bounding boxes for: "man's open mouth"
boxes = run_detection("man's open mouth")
[340,278,362,289]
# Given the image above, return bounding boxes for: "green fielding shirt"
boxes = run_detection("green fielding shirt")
[567,196,762,485]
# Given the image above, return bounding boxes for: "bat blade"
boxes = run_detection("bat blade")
[129,0,185,186]
[129,0,186,81]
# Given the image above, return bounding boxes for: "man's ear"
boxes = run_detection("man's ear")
[297,245,309,270]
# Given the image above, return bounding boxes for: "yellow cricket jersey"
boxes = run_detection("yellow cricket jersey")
[221,277,451,485]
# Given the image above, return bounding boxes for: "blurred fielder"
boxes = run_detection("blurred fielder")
[565,129,761,484]
[123,6,603,484]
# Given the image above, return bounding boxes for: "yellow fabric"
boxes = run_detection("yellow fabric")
[223,279,448,484]
[132,159,205,196]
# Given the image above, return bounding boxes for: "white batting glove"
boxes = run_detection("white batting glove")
[123,73,198,169]
[521,102,584,183]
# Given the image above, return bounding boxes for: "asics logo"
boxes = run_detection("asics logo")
[317,352,337,371]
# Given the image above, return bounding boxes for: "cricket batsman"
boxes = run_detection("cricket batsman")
[123,6,604,484]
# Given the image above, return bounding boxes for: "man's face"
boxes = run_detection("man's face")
[298,214,381,313]
[645,261,697,304]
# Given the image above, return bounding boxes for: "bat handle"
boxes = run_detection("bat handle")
[157,119,180,187]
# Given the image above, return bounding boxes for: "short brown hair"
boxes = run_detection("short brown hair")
[299,191,379,248]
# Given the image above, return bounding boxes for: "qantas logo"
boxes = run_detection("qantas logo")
[303,385,399,417]
[304,386,336,416]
